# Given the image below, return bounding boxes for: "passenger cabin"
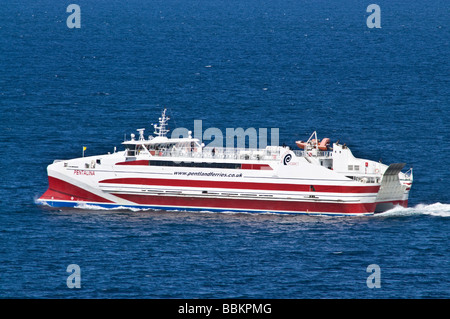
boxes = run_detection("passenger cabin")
[122,134,203,158]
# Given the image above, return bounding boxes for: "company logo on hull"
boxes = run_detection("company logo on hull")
[283,154,292,165]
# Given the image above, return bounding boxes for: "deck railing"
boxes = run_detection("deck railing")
[137,146,333,161]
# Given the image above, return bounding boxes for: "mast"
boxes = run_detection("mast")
[152,109,170,137]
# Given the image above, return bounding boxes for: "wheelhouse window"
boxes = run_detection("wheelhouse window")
[125,145,136,156]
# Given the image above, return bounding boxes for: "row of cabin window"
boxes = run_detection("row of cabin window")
[149,160,241,169]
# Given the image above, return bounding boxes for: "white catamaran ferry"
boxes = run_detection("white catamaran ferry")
[37,109,413,216]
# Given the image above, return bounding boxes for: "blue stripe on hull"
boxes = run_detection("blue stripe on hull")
[36,200,373,216]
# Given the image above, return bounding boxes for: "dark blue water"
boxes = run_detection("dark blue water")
[0,0,449,298]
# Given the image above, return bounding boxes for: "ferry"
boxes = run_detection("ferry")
[37,109,413,216]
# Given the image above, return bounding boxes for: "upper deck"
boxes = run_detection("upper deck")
[121,109,333,162]
[124,142,332,162]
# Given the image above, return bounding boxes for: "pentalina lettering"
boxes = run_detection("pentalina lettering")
[73,170,95,176]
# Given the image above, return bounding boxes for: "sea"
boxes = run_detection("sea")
[0,0,448,299]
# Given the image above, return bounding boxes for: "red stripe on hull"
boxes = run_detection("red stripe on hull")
[100,178,380,194]
[111,193,376,214]
[240,164,272,170]
[115,161,272,170]
[39,176,113,203]
[116,160,150,166]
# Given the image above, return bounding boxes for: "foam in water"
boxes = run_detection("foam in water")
[377,202,450,218]
[74,203,148,212]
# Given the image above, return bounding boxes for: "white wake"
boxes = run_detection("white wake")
[377,202,450,218]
